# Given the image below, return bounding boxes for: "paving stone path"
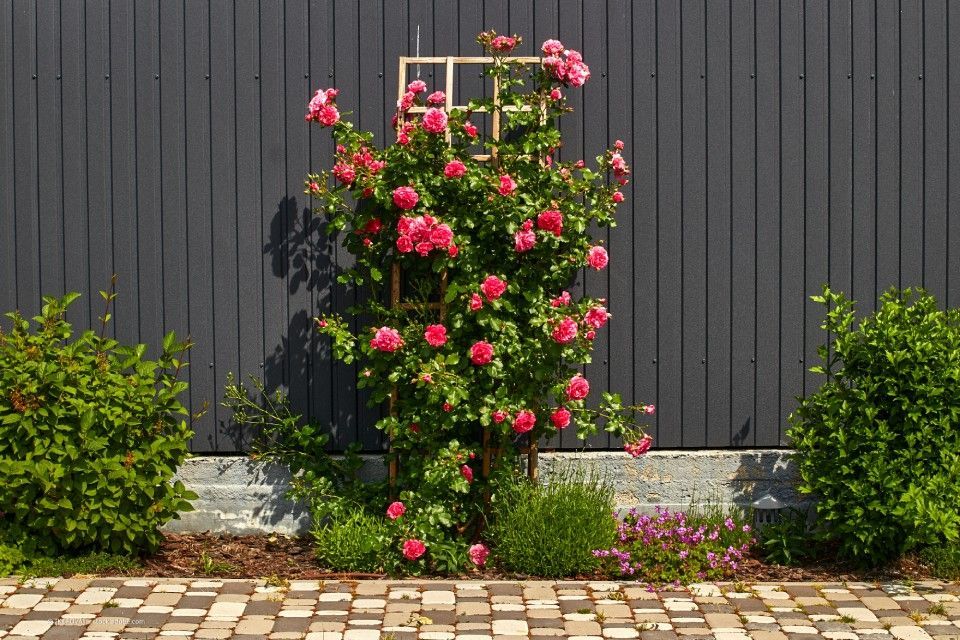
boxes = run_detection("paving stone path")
[0,577,958,640]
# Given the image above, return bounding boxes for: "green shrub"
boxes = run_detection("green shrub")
[0,289,197,556]
[19,552,140,579]
[485,470,615,577]
[788,287,960,565]
[313,509,392,573]
[759,507,813,566]
[0,544,25,577]
[919,544,960,580]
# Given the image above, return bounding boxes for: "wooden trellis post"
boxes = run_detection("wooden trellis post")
[389,55,545,491]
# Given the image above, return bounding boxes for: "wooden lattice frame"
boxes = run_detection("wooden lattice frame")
[388,56,545,493]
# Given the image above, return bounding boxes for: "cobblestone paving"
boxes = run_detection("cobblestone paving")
[0,577,957,640]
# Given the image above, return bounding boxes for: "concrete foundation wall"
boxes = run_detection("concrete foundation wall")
[167,450,804,535]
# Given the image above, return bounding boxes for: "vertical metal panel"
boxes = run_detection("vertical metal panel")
[754,0,781,446]
[923,0,949,303]
[803,0,829,397]
[875,0,901,293]
[851,0,877,309]
[680,0,707,447]
[779,0,806,435]
[583,0,610,450]
[1,2,18,315]
[183,0,215,450]
[704,0,732,448]
[4,0,959,452]
[36,0,63,299]
[729,0,756,445]
[134,0,164,353]
[655,0,682,448]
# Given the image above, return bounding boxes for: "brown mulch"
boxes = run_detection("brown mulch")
[125,533,939,583]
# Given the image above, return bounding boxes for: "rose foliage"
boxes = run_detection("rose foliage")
[305,32,653,572]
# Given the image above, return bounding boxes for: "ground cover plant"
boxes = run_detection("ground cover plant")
[788,287,960,565]
[484,469,615,577]
[593,505,755,584]
[0,285,197,557]
[229,30,656,574]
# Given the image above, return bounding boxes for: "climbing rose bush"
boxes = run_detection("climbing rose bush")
[307,31,652,572]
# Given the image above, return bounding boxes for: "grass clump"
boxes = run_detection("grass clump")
[313,509,391,573]
[919,544,960,580]
[16,552,139,579]
[485,469,615,577]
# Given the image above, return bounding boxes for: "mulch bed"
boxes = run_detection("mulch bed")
[118,532,939,583]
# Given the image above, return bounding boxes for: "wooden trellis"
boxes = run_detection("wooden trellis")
[388,55,544,493]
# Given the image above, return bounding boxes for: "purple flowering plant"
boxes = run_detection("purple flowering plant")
[593,507,756,584]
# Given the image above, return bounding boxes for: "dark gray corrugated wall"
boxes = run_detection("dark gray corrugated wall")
[3,0,960,453]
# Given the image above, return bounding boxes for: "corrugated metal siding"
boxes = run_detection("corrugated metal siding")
[3,0,959,452]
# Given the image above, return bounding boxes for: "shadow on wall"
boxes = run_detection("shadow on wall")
[220,195,383,455]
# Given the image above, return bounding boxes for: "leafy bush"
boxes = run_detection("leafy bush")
[919,544,960,580]
[314,509,392,573]
[0,544,24,577]
[788,287,960,565]
[485,470,615,577]
[595,506,754,584]
[0,290,197,556]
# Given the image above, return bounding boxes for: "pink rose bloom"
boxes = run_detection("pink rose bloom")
[469,293,484,311]
[393,186,419,210]
[551,291,572,307]
[480,275,507,301]
[542,39,565,56]
[427,90,446,105]
[551,407,571,429]
[585,330,596,340]
[442,402,453,412]
[307,88,327,113]
[550,88,563,101]
[444,159,466,178]
[415,241,434,256]
[386,501,406,520]
[644,404,656,415]
[587,245,609,270]
[396,235,414,253]
[565,59,591,87]
[407,79,427,93]
[468,543,490,567]
[566,374,590,401]
[537,209,563,236]
[430,224,454,248]
[543,56,566,80]
[492,410,508,424]
[512,410,536,434]
[470,341,494,366]
[397,132,410,145]
[498,174,517,196]
[491,35,517,52]
[514,219,536,252]
[403,538,427,561]
[612,191,625,203]
[552,317,579,344]
[317,104,340,126]
[463,121,478,138]
[611,152,629,176]
[424,324,447,347]
[584,306,610,329]
[422,107,449,134]
[624,434,654,458]
[461,464,474,483]
[332,163,355,184]
[614,139,625,150]
[370,326,404,352]
[420,374,432,384]
[448,243,459,257]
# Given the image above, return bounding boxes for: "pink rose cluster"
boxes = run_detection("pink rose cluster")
[396,213,457,257]
[402,538,426,561]
[514,219,536,252]
[541,40,591,88]
[370,326,404,352]
[468,543,490,567]
[305,87,340,126]
[490,35,518,52]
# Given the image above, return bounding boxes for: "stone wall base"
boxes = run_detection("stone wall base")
[166,449,803,535]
